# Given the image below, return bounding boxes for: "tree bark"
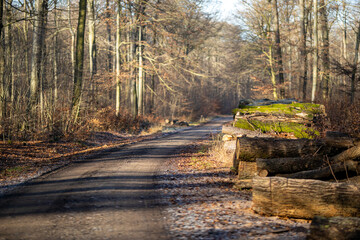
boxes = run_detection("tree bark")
[137,24,143,115]
[319,0,330,100]
[272,0,285,99]
[300,0,308,101]
[88,0,96,108]
[71,0,87,122]
[115,0,122,116]
[332,145,360,164]
[29,0,47,120]
[311,0,318,102]
[256,157,324,176]
[252,176,360,219]
[0,0,3,41]
[233,137,324,171]
[53,0,58,105]
[0,0,5,120]
[350,22,360,104]
[222,125,270,138]
[106,0,112,72]
[68,0,75,78]
[325,131,354,149]
[278,160,359,180]
[308,216,360,240]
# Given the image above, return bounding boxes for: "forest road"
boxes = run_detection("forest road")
[0,116,232,240]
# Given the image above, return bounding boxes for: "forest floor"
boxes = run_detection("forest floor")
[0,119,311,239]
[158,138,311,239]
[0,126,190,195]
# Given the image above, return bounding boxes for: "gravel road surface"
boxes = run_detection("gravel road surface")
[0,117,231,240]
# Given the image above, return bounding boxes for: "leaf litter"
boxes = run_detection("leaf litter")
[158,137,310,240]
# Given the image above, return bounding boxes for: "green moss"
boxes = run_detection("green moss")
[234,119,319,139]
[234,119,254,130]
[233,103,322,120]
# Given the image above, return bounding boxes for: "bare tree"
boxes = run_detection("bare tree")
[300,0,308,101]
[71,0,87,122]
[350,22,360,104]
[272,0,285,99]
[88,0,96,106]
[115,0,122,116]
[0,0,3,41]
[319,0,330,100]
[311,0,319,102]
[29,0,48,120]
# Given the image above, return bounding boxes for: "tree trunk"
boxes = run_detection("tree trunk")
[350,22,360,104]
[5,1,14,118]
[311,0,318,102]
[0,0,5,120]
[115,0,122,116]
[308,216,360,240]
[29,0,47,121]
[71,0,87,122]
[88,0,96,108]
[256,157,324,176]
[0,0,3,41]
[319,0,330,100]
[53,1,58,105]
[68,0,75,78]
[137,25,143,115]
[300,0,308,101]
[106,0,112,72]
[272,0,285,99]
[342,1,347,61]
[252,176,360,219]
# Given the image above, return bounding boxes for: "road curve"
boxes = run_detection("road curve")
[0,116,232,240]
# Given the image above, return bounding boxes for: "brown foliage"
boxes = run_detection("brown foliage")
[326,100,360,137]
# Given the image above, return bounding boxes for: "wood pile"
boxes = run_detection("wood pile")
[226,99,360,236]
[232,132,360,219]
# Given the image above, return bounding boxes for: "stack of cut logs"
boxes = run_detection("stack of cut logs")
[228,132,360,239]
[224,102,360,238]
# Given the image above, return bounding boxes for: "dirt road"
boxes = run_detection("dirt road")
[0,117,231,240]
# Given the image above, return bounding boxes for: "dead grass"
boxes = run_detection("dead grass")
[177,134,233,172]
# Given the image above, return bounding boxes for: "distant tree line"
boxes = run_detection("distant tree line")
[238,0,360,103]
[0,0,244,139]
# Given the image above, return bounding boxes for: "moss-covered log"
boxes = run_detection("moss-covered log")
[252,176,360,219]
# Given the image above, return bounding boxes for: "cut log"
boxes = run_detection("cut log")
[325,131,354,149]
[256,157,324,176]
[223,140,236,153]
[278,160,359,180]
[233,137,325,171]
[222,125,269,138]
[307,216,360,240]
[233,179,252,190]
[332,145,360,163]
[252,176,360,219]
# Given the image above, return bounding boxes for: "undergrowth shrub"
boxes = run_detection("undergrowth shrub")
[326,100,360,137]
[88,107,150,133]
